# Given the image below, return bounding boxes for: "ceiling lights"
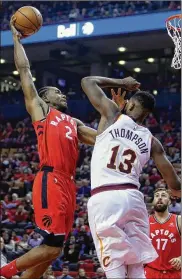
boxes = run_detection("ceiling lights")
[13,70,19,75]
[147,58,155,63]
[0,59,6,64]
[118,60,126,65]
[134,67,141,73]
[118,47,126,52]
[153,90,158,95]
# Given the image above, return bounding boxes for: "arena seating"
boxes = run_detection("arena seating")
[1,1,180,30]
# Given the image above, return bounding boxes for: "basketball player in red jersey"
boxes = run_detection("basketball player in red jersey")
[0,18,97,279]
[1,19,139,279]
[145,188,181,279]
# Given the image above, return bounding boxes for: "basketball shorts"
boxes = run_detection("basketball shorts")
[145,266,181,279]
[87,187,158,272]
[32,166,76,247]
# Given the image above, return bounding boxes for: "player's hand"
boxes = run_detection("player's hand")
[169,189,181,198]
[10,16,22,40]
[169,257,181,270]
[111,88,127,111]
[121,76,141,91]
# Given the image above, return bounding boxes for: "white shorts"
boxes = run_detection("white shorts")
[87,189,158,272]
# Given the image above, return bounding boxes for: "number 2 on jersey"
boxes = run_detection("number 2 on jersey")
[107,146,136,174]
[65,126,73,140]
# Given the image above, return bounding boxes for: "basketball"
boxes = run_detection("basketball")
[13,6,43,37]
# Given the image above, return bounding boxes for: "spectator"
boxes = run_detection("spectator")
[168,147,180,163]
[2,231,16,253]
[47,276,56,279]
[140,179,154,198]
[69,8,79,20]
[1,207,15,228]
[14,205,28,227]
[64,242,80,263]
[11,231,21,242]
[16,233,30,253]
[57,266,73,279]
[0,237,7,267]
[149,168,161,185]
[76,269,88,279]
[12,193,21,206]
[164,133,174,147]
[28,232,43,248]
[43,266,54,279]
[169,199,181,215]
[93,267,106,279]
[163,120,172,132]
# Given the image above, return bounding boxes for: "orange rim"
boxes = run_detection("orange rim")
[166,14,182,31]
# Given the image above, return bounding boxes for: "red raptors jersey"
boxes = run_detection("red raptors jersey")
[33,108,78,176]
[147,214,181,271]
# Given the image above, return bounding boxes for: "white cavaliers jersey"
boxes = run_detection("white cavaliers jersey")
[91,114,152,189]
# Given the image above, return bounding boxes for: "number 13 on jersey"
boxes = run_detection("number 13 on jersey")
[107,145,137,174]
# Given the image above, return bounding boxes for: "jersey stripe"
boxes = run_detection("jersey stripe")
[176,215,181,236]
[153,213,172,224]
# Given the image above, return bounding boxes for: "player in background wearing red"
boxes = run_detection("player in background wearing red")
[145,188,181,279]
[0,18,139,279]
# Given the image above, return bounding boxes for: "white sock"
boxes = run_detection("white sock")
[105,265,126,279]
[127,263,146,279]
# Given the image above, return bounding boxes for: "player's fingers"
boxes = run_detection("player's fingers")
[10,16,16,27]
[172,261,180,269]
[111,89,116,97]
[131,83,140,90]
[169,258,175,264]
[122,91,126,99]
[10,17,22,39]
[176,262,181,270]
[171,261,178,268]
[12,15,16,23]
[117,88,121,96]
[17,31,23,39]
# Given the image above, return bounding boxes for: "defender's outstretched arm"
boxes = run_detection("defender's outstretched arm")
[81,76,140,117]
[151,137,181,197]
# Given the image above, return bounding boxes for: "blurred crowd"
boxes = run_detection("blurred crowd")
[0,72,181,105]
[1,1,180,30]
[0,103,181,278]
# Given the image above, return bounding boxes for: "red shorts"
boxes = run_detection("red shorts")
[32,168,76,239]
[145,266,181,279]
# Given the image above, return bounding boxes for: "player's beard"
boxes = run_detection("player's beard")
[59,106,67,113]
[56,103,68,113]
[154,203,168,212]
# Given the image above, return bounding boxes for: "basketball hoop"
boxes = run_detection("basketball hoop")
[166,14,181,70]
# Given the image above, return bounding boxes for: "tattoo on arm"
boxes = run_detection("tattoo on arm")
[39,101,47,117]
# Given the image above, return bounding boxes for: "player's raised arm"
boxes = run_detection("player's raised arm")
[10,17,48,122]
[81,76,140,117]
[151,137,181,197]
[74,118,97,146]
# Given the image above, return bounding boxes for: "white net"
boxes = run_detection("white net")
[166,15,181,69]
